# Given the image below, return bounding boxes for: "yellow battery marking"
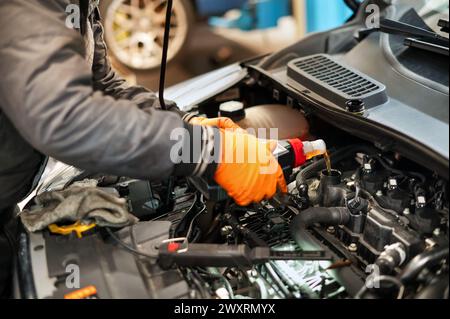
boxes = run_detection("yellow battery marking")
[64,285,98,299]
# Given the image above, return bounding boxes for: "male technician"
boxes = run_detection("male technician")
[0,0,286,297]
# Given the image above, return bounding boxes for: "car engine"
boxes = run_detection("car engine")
[16,114,449,299]
[15,0,449,299]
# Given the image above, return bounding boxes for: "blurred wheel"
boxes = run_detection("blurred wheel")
[100,0,194,71]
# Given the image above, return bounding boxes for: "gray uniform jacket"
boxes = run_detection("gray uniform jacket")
[0,0,216,210]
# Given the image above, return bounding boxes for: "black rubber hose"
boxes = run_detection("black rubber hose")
[415,273,449,299]
[296,144,379,188]
[400,246,449,284]
[290,207,351,251]
[158,0,174,110]
[344,0,361,12]
[16,230,37,299]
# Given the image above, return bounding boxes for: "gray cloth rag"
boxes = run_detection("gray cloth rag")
[21,180,138,232]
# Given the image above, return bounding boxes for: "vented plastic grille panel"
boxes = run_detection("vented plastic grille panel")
[287,54,388,110]
[294,55,380,98]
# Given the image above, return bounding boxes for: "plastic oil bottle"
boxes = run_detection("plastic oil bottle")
[302,140,331,173]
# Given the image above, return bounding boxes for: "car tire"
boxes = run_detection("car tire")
[99,0,195,72]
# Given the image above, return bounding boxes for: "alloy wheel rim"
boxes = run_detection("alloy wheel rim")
[105,0,189,70]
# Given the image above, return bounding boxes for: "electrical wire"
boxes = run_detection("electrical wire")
[151,193,197,221]
[354,166,407,217]
[357,187,401,218]
[106,227,157,260]
[264,263,293,298]
[172,193,200,238]
[372,155,426,184]
[196,268,235,299]
[187,268,211,298]
[185,202,207,243]
[158,0,173,110]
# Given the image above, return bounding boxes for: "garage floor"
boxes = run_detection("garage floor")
[121,20,298,91]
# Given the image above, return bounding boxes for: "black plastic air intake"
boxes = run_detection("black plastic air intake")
[290,207,351,251]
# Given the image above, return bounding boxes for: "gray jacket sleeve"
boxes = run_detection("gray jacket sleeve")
[0,1,217,181]
[90,17,185,117]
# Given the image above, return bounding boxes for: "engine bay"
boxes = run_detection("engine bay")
[15,0,449,300]
[16,103,449,299]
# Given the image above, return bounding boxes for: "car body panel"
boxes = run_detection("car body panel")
[165,0,449,173]
[165,63,247,112]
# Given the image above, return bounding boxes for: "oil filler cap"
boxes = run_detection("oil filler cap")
[219,101,246,122]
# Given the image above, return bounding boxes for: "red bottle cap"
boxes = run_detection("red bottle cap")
[288,139,307,168]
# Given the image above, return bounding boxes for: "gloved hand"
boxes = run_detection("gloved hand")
[190,117,244,132]
[214,129,287,206]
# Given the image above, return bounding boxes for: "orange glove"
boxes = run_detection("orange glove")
[190,117,244,132]
[214,129,287,206]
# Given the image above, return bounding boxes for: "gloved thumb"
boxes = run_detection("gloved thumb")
[276,165,288,193]
[219,117,244,131]
[266,140,278,153]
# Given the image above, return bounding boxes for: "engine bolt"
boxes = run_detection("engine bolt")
[433,228,441,237]
[376,190,383,197]
[403,208,411,216]
[220,226,233,237]
[346,99,365,114]
[327,226,336,234]
[425,238,437,249]
[348,243,358,252]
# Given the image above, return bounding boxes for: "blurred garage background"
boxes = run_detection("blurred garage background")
[99,0,354,90]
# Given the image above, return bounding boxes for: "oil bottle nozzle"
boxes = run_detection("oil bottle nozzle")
[303,140,327,160]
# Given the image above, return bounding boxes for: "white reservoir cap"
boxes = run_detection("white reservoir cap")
[219,101,244,113]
